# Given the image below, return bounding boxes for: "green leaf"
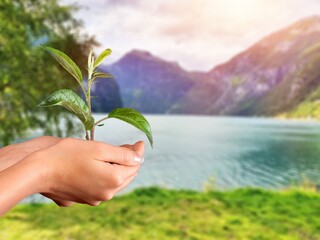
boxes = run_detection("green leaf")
[88,48,94,70]
[91,72,114,83]
[108,108,153,147]
[38,89,94,130]
[94,48,112,68]
[92,72,114,79]
[41,45,83,83]
[97,124,104,127]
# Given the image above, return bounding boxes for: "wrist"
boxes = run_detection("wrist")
[0,136,60,173]
[0,153,46,216]
[17,154,46,195]
[0,143,24,172]
[23,150,53,193]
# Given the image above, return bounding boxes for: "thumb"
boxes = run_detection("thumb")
[95,143,143,166]
[133,141,145,157]
[120,141,145,156]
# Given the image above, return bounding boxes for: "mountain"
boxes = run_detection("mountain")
[91,77,122,112]
[93,16,320,117]
[99,50,207,113]
[172,16,320,116]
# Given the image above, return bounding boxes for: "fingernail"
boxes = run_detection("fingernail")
[134,156,143,163]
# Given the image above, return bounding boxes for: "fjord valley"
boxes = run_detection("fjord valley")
[92,16,320,119]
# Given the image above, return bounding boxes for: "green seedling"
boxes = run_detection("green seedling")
[38,46,153,147]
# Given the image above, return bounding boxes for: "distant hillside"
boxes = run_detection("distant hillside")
[99,50,207,113]
[93,16,320,117]
[172,16,320,116]
[91,77,122,112]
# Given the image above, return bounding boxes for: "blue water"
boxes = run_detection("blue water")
[25,115,320,202]
[95,115,320,191]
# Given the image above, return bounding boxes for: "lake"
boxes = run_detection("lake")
[25,115,320,202]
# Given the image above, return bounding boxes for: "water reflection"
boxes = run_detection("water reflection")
[94,115,320,192]
[232,127,320,189]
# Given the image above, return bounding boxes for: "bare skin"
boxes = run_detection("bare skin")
[0,136,61,171]
[0,137,144,217]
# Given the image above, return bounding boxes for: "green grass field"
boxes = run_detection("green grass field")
[1,187,320,240]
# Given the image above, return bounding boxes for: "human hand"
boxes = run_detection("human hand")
[0,136,144,208]
[31,138,144,207]
[0,136,60,172]
[0,137,144,216]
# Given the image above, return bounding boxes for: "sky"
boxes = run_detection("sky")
[63,0,320,71]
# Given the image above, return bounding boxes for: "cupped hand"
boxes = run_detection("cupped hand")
[32,138,145,207]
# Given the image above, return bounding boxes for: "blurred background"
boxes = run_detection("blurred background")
[2,0,320,239]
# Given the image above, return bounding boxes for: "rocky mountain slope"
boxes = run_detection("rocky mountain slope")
[93,16,320,117]
[98,50,207,113]
[91,77,122,113]
[172,16,320,116]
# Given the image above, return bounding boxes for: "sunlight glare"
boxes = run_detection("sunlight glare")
[221,0,264,19]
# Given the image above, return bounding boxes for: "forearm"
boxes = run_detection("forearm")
[0,157,43,217]
[0,136,60,172]
[0,143,27,172]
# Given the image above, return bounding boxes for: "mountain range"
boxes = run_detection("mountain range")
[91,16,320,118]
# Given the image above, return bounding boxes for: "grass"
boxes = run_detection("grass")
[1,187,320,240]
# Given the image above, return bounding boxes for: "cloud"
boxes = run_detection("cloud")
[63,0,320,71]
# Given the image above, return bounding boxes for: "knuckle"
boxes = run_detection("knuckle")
[121,149,133,163]
[112,175,124,187]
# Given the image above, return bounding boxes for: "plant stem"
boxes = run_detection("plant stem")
[85,130,89,140]
[87,66,94,140]
[94,116,109,126]
[78,81,91,140]
[88,89,94,140]
[88,117,109,140]
[86,51,102,141]
[80,84,87,103]
[90,128,94,140]
[87,81,92,113]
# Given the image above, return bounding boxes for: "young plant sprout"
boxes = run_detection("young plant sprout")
[38,46,153,147]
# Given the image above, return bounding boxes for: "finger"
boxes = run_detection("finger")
[118,142,144,162]
[42,193,75,207]
[120,144,134,151]
[86,201,102,206]
[115,173,138,194]
[28,136,61,150]
[107,164,140,189]
[94,142,143,166]
[52,199,75,207]
[133,141,145,157]
[37,136,61,147]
